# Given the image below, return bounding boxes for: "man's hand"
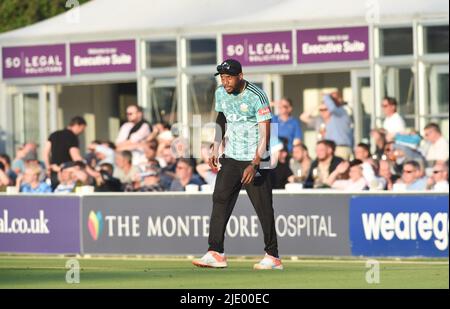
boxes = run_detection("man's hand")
[241,165,256,185]
[208,154,219,172]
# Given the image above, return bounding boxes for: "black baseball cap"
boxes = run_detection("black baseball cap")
[215,59,242,76]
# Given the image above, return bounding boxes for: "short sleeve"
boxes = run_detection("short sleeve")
[255,91,272,122]
[68,132,79,149]
[215,87,224,113]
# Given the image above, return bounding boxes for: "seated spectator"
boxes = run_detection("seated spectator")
[392,143,427,172]
[0,162,11,190]
[271,147,293,189]
[288,143,311,184]
[126,167,164,192]
[379,160,400,191]
[370,128,387,160]
[354,143,382,187]
[326,160,368,191]
[53,163,78,193]
[16,165,52,193]
[11,142,39,175]
[196,144,218,187]
[94,163,123,192]
[113,150,140,185]
[427,162,449,192]
[304,140,344,188]
[94,144,115,166]
[422,123,449,164]
[170,159,204,192]
[0,154,17,185]
[396,160,427,191]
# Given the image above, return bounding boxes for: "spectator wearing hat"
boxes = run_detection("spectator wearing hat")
[126,167,164,192]
[94,163,123,192]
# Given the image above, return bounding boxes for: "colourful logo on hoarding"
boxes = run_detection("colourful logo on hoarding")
[88,211,103,241]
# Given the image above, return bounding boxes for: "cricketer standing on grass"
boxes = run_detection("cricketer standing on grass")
[193,59,283,270]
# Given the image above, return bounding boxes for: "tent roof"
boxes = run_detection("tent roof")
[0,0,447,44]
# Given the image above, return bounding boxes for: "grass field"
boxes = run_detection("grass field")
[0,256,448,289]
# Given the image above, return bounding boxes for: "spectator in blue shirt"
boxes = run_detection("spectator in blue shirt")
[170,159,205,192]
[272,98,302,153]
[17,165,52,194]
[321,92,354,160]
[397,160,427,191]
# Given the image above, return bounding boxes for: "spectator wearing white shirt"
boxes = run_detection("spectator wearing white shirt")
[326,159,367,191]
[422,123,449,164]
[381,97,406,141]
[427,162,449,192]
[116,104,151,165]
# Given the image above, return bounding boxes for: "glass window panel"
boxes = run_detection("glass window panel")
[381,28,413,56]
[146,41,177,68]
[187,39,217,66]
[425,25,449,54]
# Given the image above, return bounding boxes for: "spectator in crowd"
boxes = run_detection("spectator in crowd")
[169,159,204,192]
[113,150,140,186]
[94,163,123,192]
[288,143,312,183]
[354,142,384,188]
[44,116,87,190]
[271,146,293,189]
[421,123,449,164]
[196,143,218,187]
[370,128,387,160]
[11,142,39,175]
[0,154,16,185]
[16,165,52,193]
[396,160,427,191]
[304,140,344,188]
[326,159,368,191]
[427,162,449,192]
[381,97,406,141]
[378,160,400,191]
[115,104,151,165]
[271,98,303,153]
[93,144,115,166]
[392,143,427,172]
[321,93,354,160]
[0,162,11,190]
[126,167,164,192]
[54,163,78,193]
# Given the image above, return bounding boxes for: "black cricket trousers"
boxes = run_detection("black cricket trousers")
[208,156,279,258]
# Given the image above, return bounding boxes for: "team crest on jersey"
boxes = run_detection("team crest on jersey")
[240,103,249,113]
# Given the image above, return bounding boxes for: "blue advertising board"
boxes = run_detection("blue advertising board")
[350,196,449,257]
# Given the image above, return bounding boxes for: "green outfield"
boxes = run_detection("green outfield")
[0,256,448,289]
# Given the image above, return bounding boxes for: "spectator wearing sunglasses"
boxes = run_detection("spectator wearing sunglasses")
[427,162,449,192]
[396,160,427,191]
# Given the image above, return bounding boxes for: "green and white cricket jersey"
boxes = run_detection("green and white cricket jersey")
[215,81,272,161]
